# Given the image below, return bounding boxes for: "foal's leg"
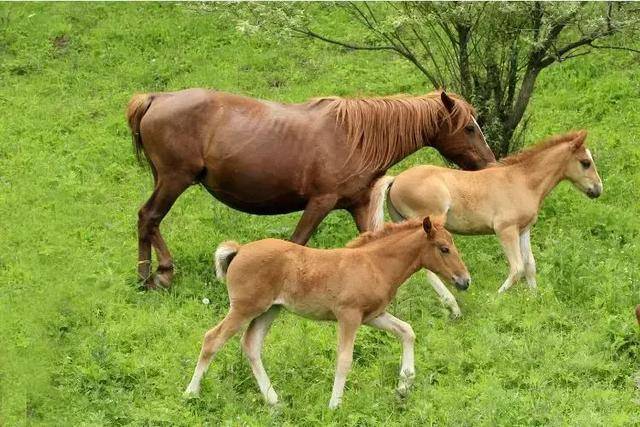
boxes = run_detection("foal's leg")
[519,229,537,289]
[184,308,251,396]
[426,270,462,318]
[366,312,416,396]
[289,195,338,245]
[138,176,191,288]
[329,311,361,409]
[241,306,281,405]
[496,226,525,293]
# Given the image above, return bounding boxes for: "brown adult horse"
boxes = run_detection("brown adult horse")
[126,89,495,288]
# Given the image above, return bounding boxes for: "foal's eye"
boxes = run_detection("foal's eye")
[440,246,450,254]
[580,159,591,169]
[464,124,475,133]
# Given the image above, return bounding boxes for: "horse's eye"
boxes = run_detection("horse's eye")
[464,124,475,133]
[580,159,591,169]
[440,246,450,254]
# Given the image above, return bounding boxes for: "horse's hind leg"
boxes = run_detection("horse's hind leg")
[138,175,191,289]
[241,306,281,405]
[185,308,251,396]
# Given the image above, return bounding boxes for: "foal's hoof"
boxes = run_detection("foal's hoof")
[183,388,200,400]
[328,398,341,410]
[264,389,279,406]
[396,383,410,398]
[450,309,462,319]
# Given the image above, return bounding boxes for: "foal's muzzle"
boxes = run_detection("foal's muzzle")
[454,276,471,291]
[586,183,602,199]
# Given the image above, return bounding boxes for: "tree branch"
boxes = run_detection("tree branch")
[589,43,640,54]
[292,28,397,52]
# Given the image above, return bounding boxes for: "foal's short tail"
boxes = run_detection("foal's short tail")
[214,241,241,281]
[126,93,155,165]
[368,175,396,231]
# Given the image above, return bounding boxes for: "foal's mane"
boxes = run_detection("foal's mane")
[317,91,475,172]
[346,219,440,248]
[497,131,583,166]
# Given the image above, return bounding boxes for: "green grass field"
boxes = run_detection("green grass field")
[1,3,639,425]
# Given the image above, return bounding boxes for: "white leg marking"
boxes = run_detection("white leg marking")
[366,312,416,396]
[241,307,280,405]
[329,319,359,409]
[519,229,537,289]
[185,360,208,396]
[427,270,461,317]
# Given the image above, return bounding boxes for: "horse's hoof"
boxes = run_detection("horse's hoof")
[153,273,172,289]
[396,383,410,398]
[264,389,279,406]
[450,309,462,319]
[183,390,200,400]
[141,276,159,290]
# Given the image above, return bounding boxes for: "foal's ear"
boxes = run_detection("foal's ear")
[440,91,456,113]
[423,216,433,236]
[571,130,588,151]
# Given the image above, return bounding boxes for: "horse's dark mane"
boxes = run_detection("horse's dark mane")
[314,91,475,173]
[496,131,585,166]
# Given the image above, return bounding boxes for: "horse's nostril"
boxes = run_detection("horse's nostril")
[587,187,601,199]
[455,277,470,290]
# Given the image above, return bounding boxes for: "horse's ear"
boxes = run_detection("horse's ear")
[423,216,433,236]
[571,130,587,151]
[440,91,455,113]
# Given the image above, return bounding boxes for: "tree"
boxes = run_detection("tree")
[236,2,640,156]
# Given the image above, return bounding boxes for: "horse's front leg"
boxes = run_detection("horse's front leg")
[496,225,524,293]
[289,194,338,245]
[329,311,361,409]
[366,312,416,396]
[519,229,537,289]
[426,270,462,318]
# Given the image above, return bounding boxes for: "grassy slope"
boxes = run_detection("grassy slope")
[0,3,638,425]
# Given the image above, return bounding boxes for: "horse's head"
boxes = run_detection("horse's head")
[420,217,470,291]
[563,131,603,199]
[431,91,496,171]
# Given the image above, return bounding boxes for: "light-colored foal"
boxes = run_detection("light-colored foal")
[370,131,603,315]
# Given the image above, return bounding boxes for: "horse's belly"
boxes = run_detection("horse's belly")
[275,298,336,321]
[201,169,307,215]
[445,212,493,235]
[201,182,307,215]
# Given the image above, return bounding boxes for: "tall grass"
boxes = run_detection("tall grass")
[0,3,638,425]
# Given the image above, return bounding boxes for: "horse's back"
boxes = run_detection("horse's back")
[390,165,452,216]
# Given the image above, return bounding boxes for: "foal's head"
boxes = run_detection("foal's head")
[421,217,471,290]
[431,91,496,171]
[562,131,603,199]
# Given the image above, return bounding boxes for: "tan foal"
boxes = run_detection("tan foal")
[185,217,470,409]
[369,131,602,315]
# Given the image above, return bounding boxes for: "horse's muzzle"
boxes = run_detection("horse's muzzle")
[586,184,602,199]
[454,276,471,291]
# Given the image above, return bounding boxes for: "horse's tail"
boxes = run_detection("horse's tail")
[126,93,155,165]
[214,241,241,281]
[368,175,396,231]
